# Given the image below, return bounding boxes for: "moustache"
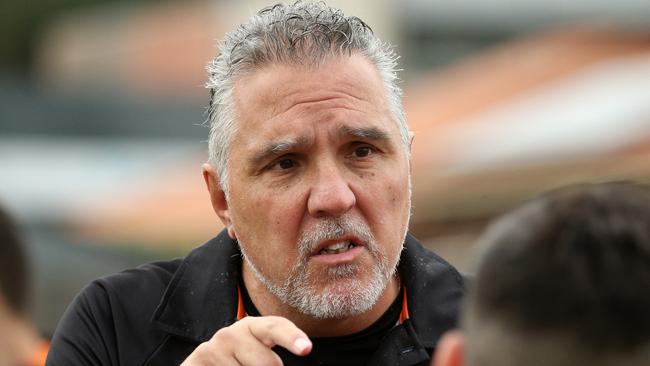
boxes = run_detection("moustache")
[297,216,375,256]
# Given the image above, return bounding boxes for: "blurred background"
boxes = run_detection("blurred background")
[1,0,650,355]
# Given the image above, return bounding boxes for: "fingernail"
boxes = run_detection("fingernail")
[293,338,311,353]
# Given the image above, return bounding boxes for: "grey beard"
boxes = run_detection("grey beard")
[240,216,400,319]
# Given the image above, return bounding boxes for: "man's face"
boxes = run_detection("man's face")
[214,54,411,318]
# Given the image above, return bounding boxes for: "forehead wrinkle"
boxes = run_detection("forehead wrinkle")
[276,94,370,119]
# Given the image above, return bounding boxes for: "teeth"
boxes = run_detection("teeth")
[319,241,355,255]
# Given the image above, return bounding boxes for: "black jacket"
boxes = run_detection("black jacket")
[46,230,464,366]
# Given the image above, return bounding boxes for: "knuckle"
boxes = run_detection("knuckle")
[262,319,279,333]
[211,325,239,346]
[215,327,236,338]
[184,342,215,364]
[192,342,207,353]
[213,326,232,339]
[264,316,288,330]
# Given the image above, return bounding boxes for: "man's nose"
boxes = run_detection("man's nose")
[307,161,356,218]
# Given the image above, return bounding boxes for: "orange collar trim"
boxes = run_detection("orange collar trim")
[398,286,410,324]
[236,286,246,321]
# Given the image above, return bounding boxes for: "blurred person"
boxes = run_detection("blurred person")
[46,2,464,366]
[0,205,38,366]
[432,182,650,366]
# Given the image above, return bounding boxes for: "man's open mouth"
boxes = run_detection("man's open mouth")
[318,241,358,255]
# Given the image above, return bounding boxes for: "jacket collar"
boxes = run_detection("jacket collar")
[400,234,465,348]
[152,230,464,346]
[152,230,241,342]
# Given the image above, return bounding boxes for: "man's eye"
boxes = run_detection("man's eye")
[353,146,373,158]
[274,158,295,170]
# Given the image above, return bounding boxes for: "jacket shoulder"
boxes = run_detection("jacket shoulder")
[96,259,182,299]
[401,234,465,348]
[46,258,182,366]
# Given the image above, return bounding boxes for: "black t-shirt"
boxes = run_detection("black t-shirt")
[239,279,403,366]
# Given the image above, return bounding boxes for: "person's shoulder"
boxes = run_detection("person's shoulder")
[46,258,185,365]
[93,258,182,297]
[68,258,182,323]
[81,231,236,311]
[402,234,464,288]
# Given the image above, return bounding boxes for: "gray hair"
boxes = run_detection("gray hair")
[205,1,408,194]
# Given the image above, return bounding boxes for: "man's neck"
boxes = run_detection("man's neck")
[241,262,400,337]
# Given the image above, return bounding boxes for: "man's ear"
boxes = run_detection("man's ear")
[431,330,464,366]
[202,163,237,240]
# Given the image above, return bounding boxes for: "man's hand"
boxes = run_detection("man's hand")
[181,316,312,365]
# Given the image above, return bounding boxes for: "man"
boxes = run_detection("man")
[47,2,464,365]
[0,205,38,366]
[432,182,650,366]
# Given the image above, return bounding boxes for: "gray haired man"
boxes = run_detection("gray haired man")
[47,3,463,365]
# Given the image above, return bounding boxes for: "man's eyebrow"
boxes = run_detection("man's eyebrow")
[338,126,390,141]
[248,137,310,168]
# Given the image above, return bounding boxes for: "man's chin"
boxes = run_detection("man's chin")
[305,266,377,295]
[290,274,388,319]
[294,292,377,320]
